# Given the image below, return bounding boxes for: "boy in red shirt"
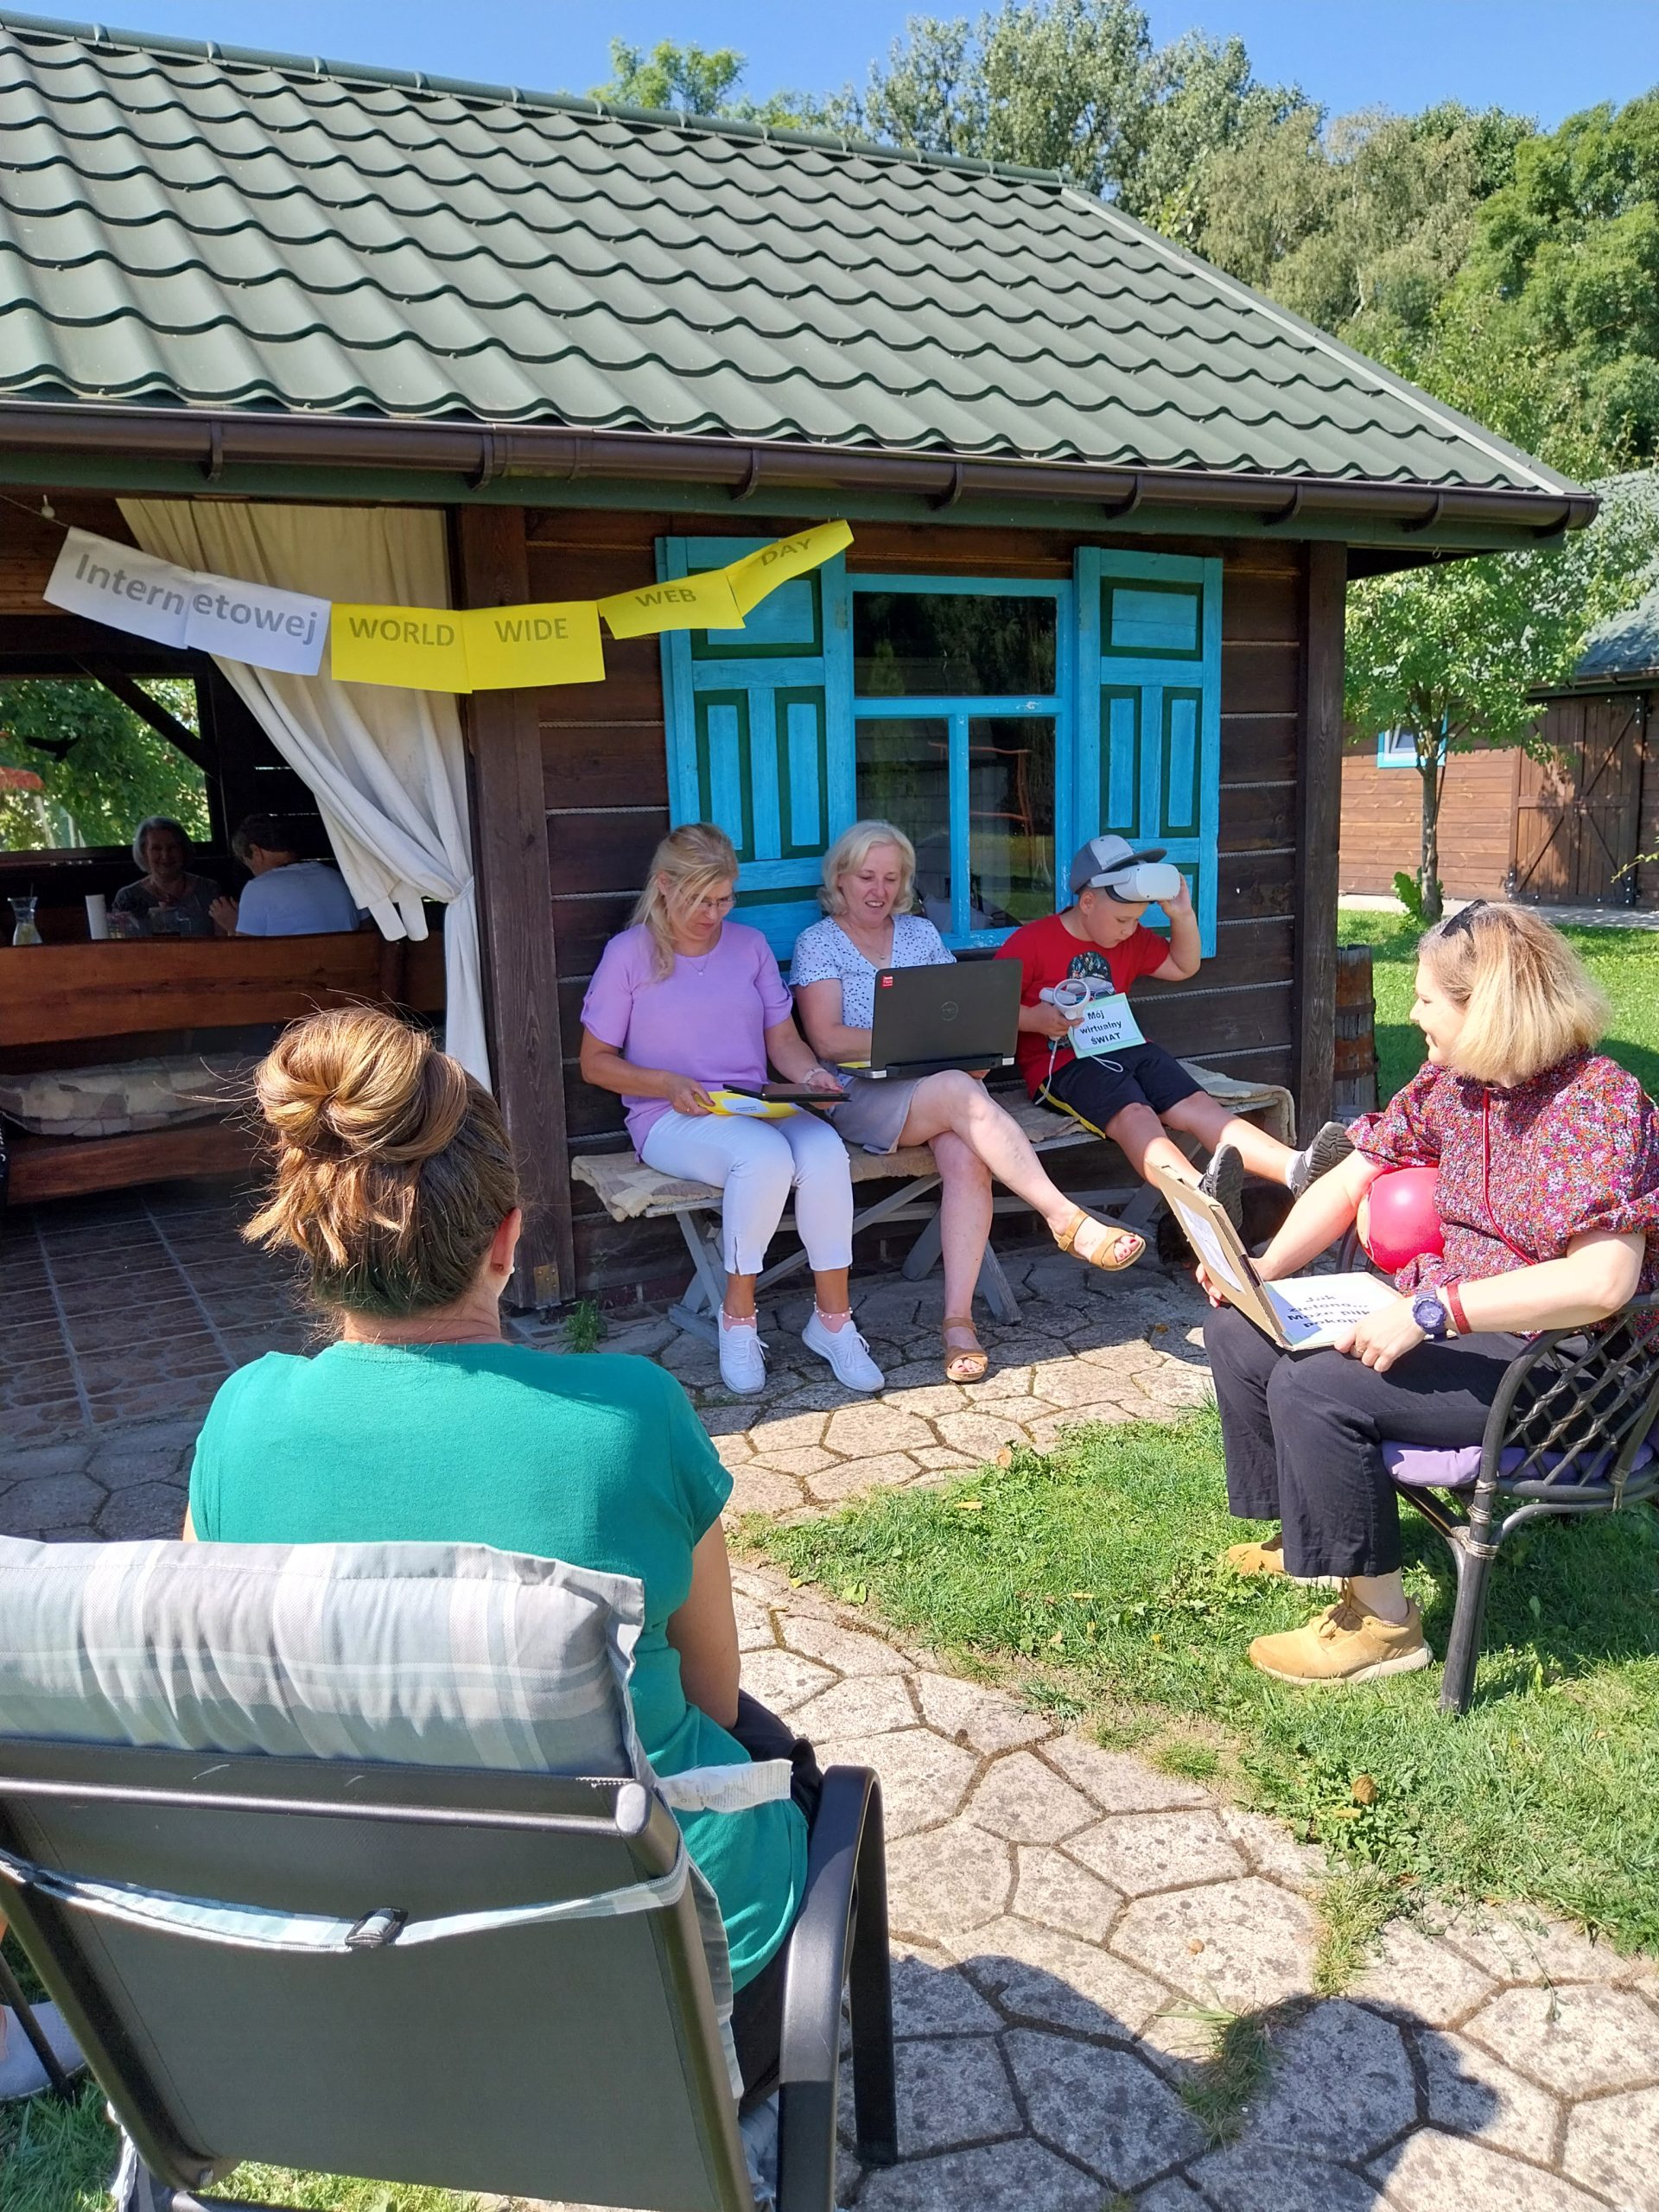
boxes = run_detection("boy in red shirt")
[996,836,1351,1223]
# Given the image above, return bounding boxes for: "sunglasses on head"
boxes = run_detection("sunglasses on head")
[1439,899,1488,938]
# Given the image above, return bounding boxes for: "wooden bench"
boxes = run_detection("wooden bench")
[572,1064,1295,1344]
[0,933,444,1205]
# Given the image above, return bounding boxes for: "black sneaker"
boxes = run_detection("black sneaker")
[1198,1141,1245,1230]
[1288,1120,1355,1197]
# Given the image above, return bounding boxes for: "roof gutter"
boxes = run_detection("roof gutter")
[0,399,1595,540]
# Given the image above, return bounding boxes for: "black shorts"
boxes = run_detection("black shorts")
[1037,1042,1204,1134]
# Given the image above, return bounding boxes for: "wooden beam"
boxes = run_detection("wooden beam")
[79,658,211,772]
[1293,540,1345,1136]
[453,505,574,1311]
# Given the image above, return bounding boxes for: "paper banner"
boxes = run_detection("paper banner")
[331,604,472,692]
[724,520,854,617]
[598,566,746,639]
[462,601,605,689]
[45,528,329,674]
[43,522,851,692]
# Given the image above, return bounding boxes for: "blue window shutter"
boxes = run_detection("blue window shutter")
[1073,548,1222,955]
[659,537,853,957]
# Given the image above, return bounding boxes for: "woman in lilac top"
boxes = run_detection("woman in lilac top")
[580,823,883,1401]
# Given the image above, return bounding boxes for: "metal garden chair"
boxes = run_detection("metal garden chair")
[0,1535,898,2212]
[1385,1294,1659,1713]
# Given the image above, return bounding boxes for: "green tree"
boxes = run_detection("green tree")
[1196,102,1532,345]
[858,0,1306,213]
[590,39,845,132]
[1344,476,1659,922]
[1448,92,1659,463]
[0,678,207,852]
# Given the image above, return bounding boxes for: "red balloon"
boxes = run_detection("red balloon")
[1360,1166,1445,1272]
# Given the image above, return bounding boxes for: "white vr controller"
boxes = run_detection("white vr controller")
[1090,861,1184,904]
[1039,975,1117,1013]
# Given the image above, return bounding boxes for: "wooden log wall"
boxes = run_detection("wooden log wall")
[524,509,1318,1298]
[1338,744,1520,899]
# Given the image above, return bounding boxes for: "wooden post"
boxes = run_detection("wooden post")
[1293,541,1346,1136]
[453,506,575,1310]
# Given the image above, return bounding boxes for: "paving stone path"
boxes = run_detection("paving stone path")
[517,1251,1219,1521]
[722,1561,1659,2212]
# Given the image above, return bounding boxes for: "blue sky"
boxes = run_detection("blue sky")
[105,0,1659,127]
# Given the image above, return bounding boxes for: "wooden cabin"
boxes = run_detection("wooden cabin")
[0,16,1592,1306]
[1340,579,1659,912]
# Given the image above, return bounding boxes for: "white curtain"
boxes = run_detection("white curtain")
[118,500,490,1084]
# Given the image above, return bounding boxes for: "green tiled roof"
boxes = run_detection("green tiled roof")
[0,11,1575,496]
[1573,586,1659,683]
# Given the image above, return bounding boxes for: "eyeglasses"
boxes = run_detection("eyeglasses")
[1438,899,1488,939]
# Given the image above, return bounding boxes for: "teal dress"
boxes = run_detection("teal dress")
[188,1340,807,1988]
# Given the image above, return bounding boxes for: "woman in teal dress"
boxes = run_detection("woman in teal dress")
[185,1004,814,2094]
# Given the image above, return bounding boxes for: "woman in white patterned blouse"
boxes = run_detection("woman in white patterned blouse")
[792,821,1144,1382]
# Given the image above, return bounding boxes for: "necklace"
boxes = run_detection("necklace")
[675,931,721,972]
[841,914,893,965]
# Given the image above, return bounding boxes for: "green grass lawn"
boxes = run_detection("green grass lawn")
[762,1408,1659,1956]
[0,2068,493,2212]
[1340,909,1659,1103]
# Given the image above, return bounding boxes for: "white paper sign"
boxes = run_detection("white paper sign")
[45,529,329,676]
[45,529,191,647]
[1070,994,1146,1058]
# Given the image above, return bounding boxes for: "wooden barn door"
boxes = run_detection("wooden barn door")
[1513,694,1644,905]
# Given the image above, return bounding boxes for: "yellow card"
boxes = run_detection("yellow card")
[599,567,745,639]
[462,601,606,690]
[331,604,472,691]
[722,520,853,617]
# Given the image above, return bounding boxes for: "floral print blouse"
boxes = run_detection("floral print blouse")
[1349,1051,1659,1299]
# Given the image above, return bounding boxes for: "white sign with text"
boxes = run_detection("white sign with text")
[1069,994,1146,1058]
[45,529,329,676]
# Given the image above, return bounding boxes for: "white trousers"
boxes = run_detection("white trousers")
[640,1109,855,1277]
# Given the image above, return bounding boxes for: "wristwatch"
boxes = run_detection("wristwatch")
[1411,1289,1452,1342]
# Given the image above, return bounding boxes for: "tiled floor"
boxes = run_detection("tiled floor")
[1,1179,311,1444]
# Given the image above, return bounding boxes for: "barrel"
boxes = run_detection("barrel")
[1332,944,1379,1117]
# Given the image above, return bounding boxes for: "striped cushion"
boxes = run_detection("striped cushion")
[0,1536,645,1776]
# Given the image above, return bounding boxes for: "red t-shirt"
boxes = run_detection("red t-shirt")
[995,909,1171,1096]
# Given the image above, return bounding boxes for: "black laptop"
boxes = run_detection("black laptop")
[860,959,1023,1079]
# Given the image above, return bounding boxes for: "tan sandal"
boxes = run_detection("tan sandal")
[943,1315,989,1382]
[1054,1206,1145,1273]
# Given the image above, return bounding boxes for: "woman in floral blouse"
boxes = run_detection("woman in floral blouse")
[1203,902,1659,1687]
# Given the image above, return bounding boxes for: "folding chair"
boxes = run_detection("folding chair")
[0,1536,898,2212]
[1387,1295,1659,1714]
[0,1941,77,2099]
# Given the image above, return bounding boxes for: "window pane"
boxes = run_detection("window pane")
[854,593,1056,697]
[969,717,1055,929]
[855,717,953,927]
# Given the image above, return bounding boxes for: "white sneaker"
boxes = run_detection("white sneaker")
[802,1310,885,1394]
[718,1317,768,1396]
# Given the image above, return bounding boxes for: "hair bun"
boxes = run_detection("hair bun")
[254,1006,468,1164]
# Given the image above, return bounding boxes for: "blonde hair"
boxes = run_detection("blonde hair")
[632,823,739,978]
[820,819,917,917]
[244,1007,521,1318]
[1420,902,1609,1088]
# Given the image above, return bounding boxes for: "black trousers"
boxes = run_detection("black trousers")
[1204,1300,1523,1578]
[726,1690,824,2109]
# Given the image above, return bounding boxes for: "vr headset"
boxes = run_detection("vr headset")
[1095,861,1184,905]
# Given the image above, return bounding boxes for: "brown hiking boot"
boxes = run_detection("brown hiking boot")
[1248,1584,1431,1686]
[1223,1532,1338,1589]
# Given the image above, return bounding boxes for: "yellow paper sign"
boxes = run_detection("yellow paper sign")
[723,519,854,616]
[461,601,605,690]
[332,604,472,691]
[598,568,745,639]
